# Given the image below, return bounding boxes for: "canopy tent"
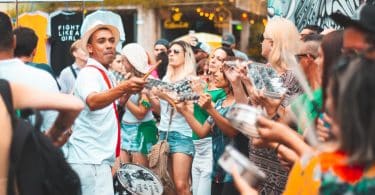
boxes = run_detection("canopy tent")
[174,32,222,50]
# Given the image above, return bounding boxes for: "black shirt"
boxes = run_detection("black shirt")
[49,11,83,76]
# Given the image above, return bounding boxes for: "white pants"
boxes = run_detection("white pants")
[70,163,114,195]
[192,137,213,195]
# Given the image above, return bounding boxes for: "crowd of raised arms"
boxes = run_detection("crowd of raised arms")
[0,3,375,195]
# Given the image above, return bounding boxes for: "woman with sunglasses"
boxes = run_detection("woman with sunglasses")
[190,47,234,195]
[176,60,249,195]
[148,41,196,195]
[246,17,303,194]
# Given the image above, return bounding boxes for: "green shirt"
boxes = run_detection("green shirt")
[291,88,323,135]
[192,88,226,140]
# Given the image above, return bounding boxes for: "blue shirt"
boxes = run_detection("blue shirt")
[207,98,250,184]
[66,58,117,165]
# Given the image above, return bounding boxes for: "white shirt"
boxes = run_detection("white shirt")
[66,58,118,165]
[0,58,59,131]
[121,93,154,123]
[58,63,81,94]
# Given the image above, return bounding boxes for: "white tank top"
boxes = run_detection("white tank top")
[121,93,154,123]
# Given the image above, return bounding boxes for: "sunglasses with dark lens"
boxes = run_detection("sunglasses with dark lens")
[260,34,272,42]
[295,53,316,61]
[167,49,181,55]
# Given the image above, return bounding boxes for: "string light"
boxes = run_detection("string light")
[241,12,248,19]
[262,18,268,26]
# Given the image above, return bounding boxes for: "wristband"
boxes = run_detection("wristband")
[141,99,151,109]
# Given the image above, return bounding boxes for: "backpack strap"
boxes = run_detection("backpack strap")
[0,79,32,194]
[70,65,77,78]
[0,79,14,117]
[87,65,121,157]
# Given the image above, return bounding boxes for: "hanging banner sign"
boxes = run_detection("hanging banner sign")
[164,20,189,29]
[164,11,189,29]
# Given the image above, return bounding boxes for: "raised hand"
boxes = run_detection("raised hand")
[316,113,333,142]
[119,76,147,94]
[198,93,213,110]
[257,90,284,116]
[256,116,286,143]
[223,65,241,83]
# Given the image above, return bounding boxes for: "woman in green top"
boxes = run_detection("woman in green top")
[191,47,234,195]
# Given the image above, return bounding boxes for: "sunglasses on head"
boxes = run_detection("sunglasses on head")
[167,49,182,55]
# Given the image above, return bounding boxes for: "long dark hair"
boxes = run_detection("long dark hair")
[334,56,375,165]
[156,51,168,79]
[321,30,343,111]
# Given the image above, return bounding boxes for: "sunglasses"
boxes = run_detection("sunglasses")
[167,49,182,55]
[260,34,272,42]
[295,53,316,61]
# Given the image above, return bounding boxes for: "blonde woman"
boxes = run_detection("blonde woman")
[249,17,303,194]
[260,17,303,108]
[148,40,196,195]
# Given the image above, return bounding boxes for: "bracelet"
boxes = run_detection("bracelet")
[141,99,151,109]
[274,143,281,153]
[149,96,158,100]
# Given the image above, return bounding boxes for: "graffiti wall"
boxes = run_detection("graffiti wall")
[267,0,373,30]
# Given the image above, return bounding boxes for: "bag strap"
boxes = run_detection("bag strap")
[70,65,77,78]
[0,79,14,117]
[0,79,31,194]
[87,65,121,157]
[165,106,174,141]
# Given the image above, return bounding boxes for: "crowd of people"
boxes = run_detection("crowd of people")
[0,2,375,195]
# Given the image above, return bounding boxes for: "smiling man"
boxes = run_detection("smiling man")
[65,22,146,195]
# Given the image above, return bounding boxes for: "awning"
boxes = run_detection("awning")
[174,32,222,49]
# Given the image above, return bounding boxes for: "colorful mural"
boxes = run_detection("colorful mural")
[267,0,372,30]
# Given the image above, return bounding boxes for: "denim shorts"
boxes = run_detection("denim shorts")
[121,122,142,152]
[158,131,195,157]
[121,121,158,154]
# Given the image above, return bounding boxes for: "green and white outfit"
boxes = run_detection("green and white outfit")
[121,93,158,154]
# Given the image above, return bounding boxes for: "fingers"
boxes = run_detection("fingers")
[256,116,274,128]
[125,77,147,92]
[175,102,185,113]
[198,93,212,108]
[316,119,331,142]
[323,113,333,124]
[252,137,272,148]
[231,166,258,195]
[124,72,132,80]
